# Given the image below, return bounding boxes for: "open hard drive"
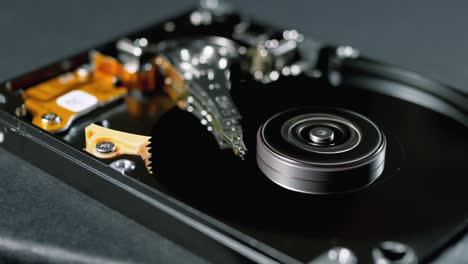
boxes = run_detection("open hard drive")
[1,1,468,263]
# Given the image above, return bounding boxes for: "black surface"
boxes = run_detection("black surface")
[149,75,468,263]
[0,147,208,264]
[1,0,468,263]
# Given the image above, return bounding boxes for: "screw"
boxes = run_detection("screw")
[373,241,417,264]
[41,112,61,124]
[110,159,135,174]
[95,141,116,154]
[15,105,27,118]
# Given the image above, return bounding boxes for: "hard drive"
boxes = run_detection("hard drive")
[1,1,468,263]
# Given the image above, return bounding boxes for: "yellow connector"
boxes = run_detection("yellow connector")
[85,124,152,174]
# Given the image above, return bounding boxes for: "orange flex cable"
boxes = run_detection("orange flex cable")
[23,68,127,133]
[93,52,158,92]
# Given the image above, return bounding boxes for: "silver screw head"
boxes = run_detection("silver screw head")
[110,159,135,174]
[41,112,61,124]
[95,141,116,154]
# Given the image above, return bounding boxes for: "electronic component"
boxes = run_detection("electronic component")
[23,53,128,133]
[85,124,152,173]
[156,37,247,159]
[22,51,160,133]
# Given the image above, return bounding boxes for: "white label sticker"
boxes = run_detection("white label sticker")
[56,90,98,113]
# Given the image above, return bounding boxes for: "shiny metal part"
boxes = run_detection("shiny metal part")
[117,38,153,74]
[15,104,27,118]
[308,247,357,264]
[190,10,213,26]
[199,0,234,16]
[372,241,418,264]
[257,108,386,194]
[336,46,360,60]
[309,126,335,144]
[41,112,62,125]
[110,159,136,174]
[116,38,145,73]
[117,38,144,57]
[114,39,158,92]
[233,23,308,82]
[95,141,116,154]
[233,22,323,82]
[326,46,360,87]
[157,37,247,158]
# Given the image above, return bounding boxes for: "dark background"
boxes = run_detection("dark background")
[0,0,467,263]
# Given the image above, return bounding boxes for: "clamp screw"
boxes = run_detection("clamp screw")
[41,112,61,124]
[110,159,135,174]
[95,141,116,154]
